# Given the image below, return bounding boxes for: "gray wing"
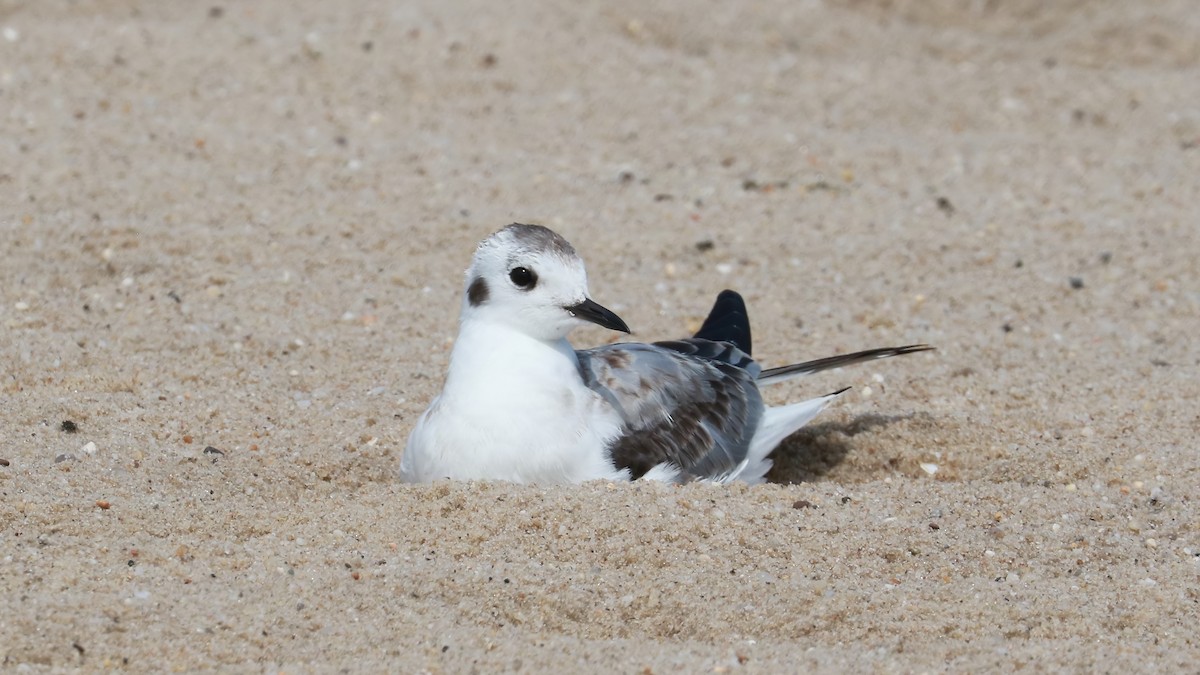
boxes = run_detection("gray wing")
[577,339,764,481]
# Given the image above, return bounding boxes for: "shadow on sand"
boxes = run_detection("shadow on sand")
[765,412,925,484]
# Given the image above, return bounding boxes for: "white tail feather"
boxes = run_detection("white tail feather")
[726,390,847,483]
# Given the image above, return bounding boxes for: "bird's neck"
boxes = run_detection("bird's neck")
[440,318,579,398]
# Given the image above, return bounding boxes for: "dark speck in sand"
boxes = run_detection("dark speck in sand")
[61,420,79,433]
[1069,276,1084,289]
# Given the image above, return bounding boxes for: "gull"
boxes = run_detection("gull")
[401,223,931,484]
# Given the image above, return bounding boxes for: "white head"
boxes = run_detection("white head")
[461,224,629,342]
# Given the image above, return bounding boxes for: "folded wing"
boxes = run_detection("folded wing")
[577,340,764,481]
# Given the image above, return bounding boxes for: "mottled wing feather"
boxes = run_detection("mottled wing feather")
[577,343,763,481]
[651,338,760,378]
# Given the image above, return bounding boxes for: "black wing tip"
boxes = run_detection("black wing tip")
[829,386,852,397]
[693,289,752,355]
[757,343,934,383]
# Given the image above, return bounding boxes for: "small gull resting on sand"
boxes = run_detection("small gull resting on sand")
[401,224,931,484]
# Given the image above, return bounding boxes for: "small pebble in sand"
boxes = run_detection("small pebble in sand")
[82,441,97,455]
[14,301,29,311]
[303,32,323,58]
[0,458,10,466]
[1069,276,1084,289]
[55,453,74,463]
[203,446,224,455]
[919,462,939,476]
[2,27,18,42]
[61,420,79,433]
[96,500,111,509]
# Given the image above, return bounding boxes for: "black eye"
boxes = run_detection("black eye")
[509,266,537,290]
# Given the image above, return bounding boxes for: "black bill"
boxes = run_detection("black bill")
[566,298,630,334]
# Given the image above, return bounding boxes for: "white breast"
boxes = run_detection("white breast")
[401,324,625,484]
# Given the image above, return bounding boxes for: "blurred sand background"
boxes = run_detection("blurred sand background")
[2,0,1199,671]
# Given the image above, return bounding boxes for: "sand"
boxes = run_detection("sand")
[2,0,1199,671]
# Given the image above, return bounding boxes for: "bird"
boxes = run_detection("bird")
[401,223,932,484]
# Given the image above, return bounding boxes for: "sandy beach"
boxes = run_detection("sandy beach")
[2,0,1199,671]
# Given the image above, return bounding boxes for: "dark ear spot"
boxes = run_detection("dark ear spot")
[467,277,489,307]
